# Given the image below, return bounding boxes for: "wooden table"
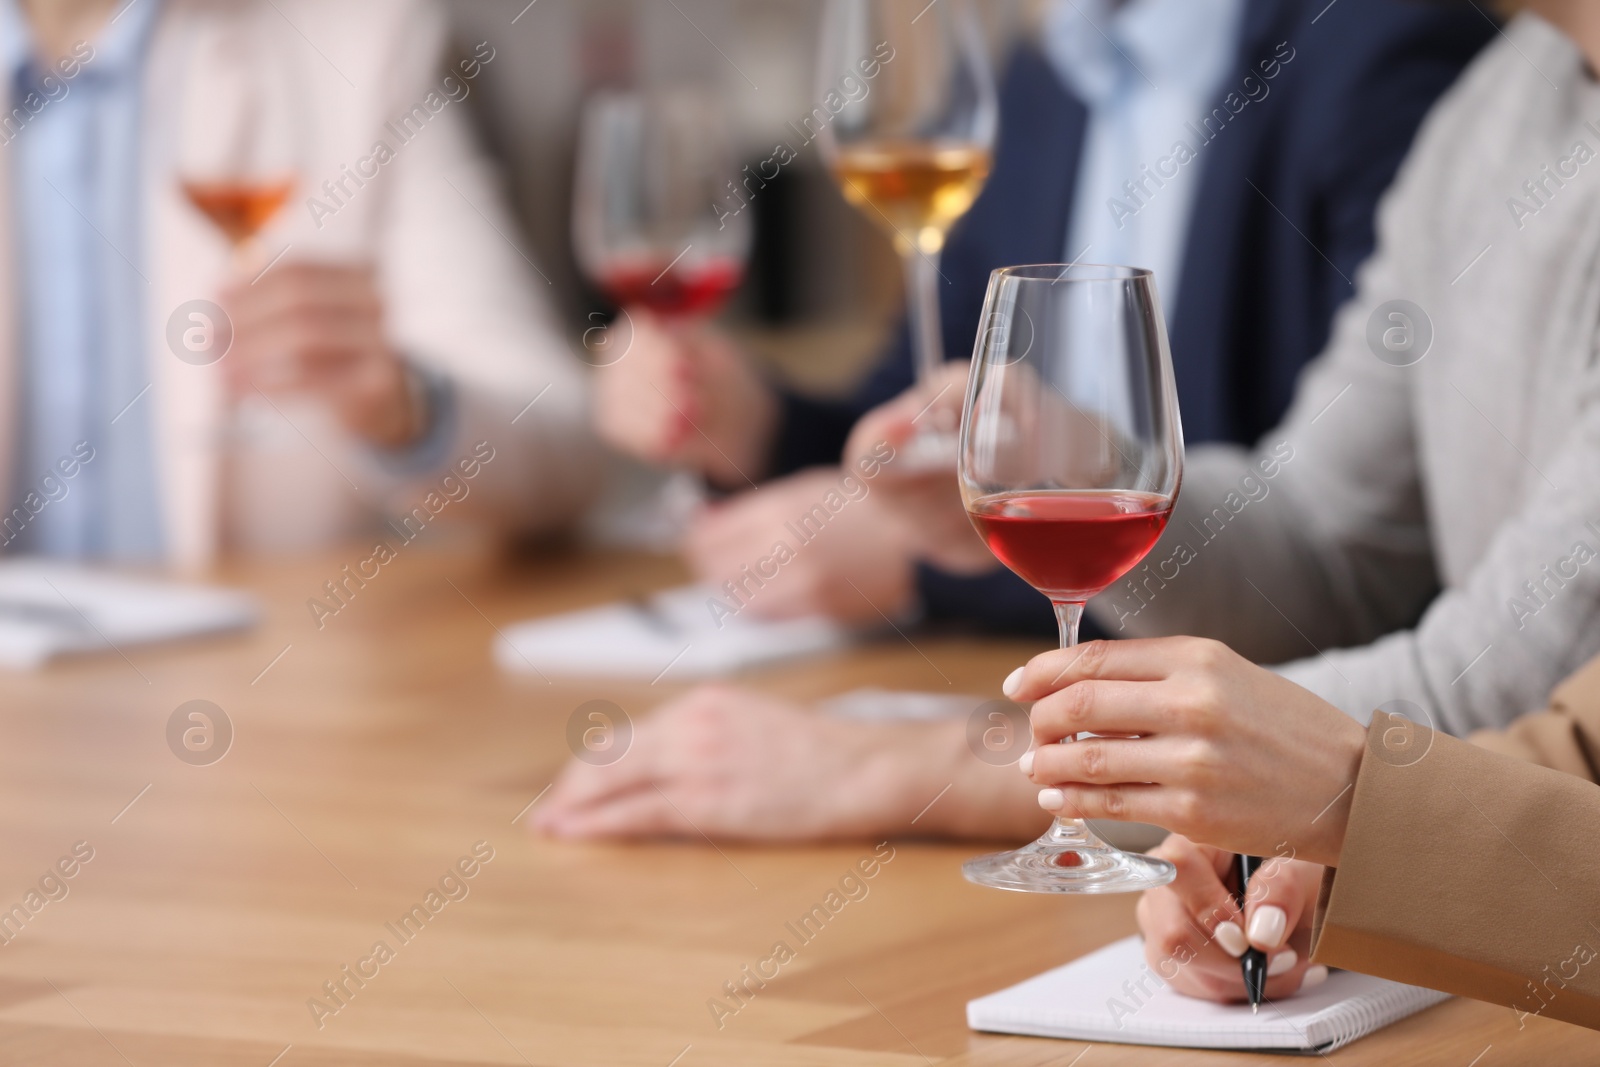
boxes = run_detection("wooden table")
[1,548,1593,1066]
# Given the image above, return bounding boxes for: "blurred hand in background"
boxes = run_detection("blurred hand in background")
[529,683,1046,841]
[222,263,426,450]
[683,467,916,625]
[531,686,918,840]
[593,310,778,489]
[844,361,994,575]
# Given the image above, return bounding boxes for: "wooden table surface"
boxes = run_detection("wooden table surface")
[2,547,1594,1066]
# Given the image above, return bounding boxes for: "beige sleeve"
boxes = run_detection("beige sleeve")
[1310,708,1600,1031]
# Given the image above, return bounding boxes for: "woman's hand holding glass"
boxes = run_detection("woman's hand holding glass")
[1004,636,1366,864]
[592,313,777,488]
[221,263,423,449]
[1004,636,1366,1000]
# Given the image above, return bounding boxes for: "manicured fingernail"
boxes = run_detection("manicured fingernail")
[1214,921,1247,958]
[1301,964,1329,990]
[1037,788,1064,811]
[1003,666,1025,699]
[1018,749,1035,776]
[1248,905,1288,950]
[1268,948,1298,977]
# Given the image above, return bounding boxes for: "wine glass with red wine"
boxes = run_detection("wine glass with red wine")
[959,264,1182,893]
[573,88,751,323]
[573,88,751,534]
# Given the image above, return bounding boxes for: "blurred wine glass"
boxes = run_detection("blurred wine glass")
[176,7,299,270]
[573,88,753,539]
[174,6,310,479]
[817,0,997,464]
[574,88,752,317]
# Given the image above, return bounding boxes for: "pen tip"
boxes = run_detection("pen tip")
[1252,1003,1259,1015]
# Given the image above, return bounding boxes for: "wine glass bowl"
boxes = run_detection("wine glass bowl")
[181,179,295,249]
[572,87,753,542]
[572,88,752,320]
[831,140,991,260]
[817,0,997,453]
[176,8,299,260]
[959,264,1183,893]
[966,489,1173,605]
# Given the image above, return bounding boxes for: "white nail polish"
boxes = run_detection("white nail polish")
[1214,921,1247,958]
[1037,788,1064,811]
[1003,666,1025,699]
[1301,964,1329,990]
[1018,749,1035,776]
[1248,905,1288,950]
[1268,948,1298,977]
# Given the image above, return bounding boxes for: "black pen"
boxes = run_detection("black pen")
[1236,853,1267,1014]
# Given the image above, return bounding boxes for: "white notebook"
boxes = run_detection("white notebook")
[494,584,853,681]
[0,561,260,669]
[968,935,1449,1054]
[821,688,984,721]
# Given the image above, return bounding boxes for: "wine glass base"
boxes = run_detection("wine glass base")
[963,841,1175,894]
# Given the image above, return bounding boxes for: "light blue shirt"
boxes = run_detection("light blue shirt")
[1,0,164,561]
[1041,0,1244,314]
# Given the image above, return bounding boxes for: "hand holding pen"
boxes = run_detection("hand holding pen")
[1135,836,1329,1004]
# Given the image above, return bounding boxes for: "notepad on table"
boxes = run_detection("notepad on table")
[494,584,853,681]
[0,560,260,669]
[968,935,1449,1054]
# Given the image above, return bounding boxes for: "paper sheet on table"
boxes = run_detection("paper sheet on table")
[968,935,1449,1053]
[820,688,988,720]
[0,560,260,669]
[494,584,854,681]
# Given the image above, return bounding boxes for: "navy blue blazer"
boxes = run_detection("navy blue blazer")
[771,0,1494,635]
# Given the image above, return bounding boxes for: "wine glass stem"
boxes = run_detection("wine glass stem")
[231,236,262,278]
[1053,600,1085,650]
[1049,599,1100,842]
[903,247,945,388]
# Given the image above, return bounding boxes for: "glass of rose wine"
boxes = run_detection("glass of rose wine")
[176,7,299,270]
[573,88,751,324]
[573,88,752,533]
[959,264,1183,893]
[816,0,996,464]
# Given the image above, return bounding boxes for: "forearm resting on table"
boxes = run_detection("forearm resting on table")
[886,719,1050,840]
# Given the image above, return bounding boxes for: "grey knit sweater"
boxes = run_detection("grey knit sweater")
[1089,15,1600,737]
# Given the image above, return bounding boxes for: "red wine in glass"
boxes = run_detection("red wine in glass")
[595,257,744,318]
[967,490,1172,602]
[572,89,751,326]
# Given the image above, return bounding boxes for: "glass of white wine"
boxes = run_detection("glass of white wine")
[816,0,997,465]
[176,5,300,270]
[174,5,307,484]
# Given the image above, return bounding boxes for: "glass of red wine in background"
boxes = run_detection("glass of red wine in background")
[573,88,752,531]
[573,87,751,329]
[176,7,298,270]
[959,264,1183,893]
